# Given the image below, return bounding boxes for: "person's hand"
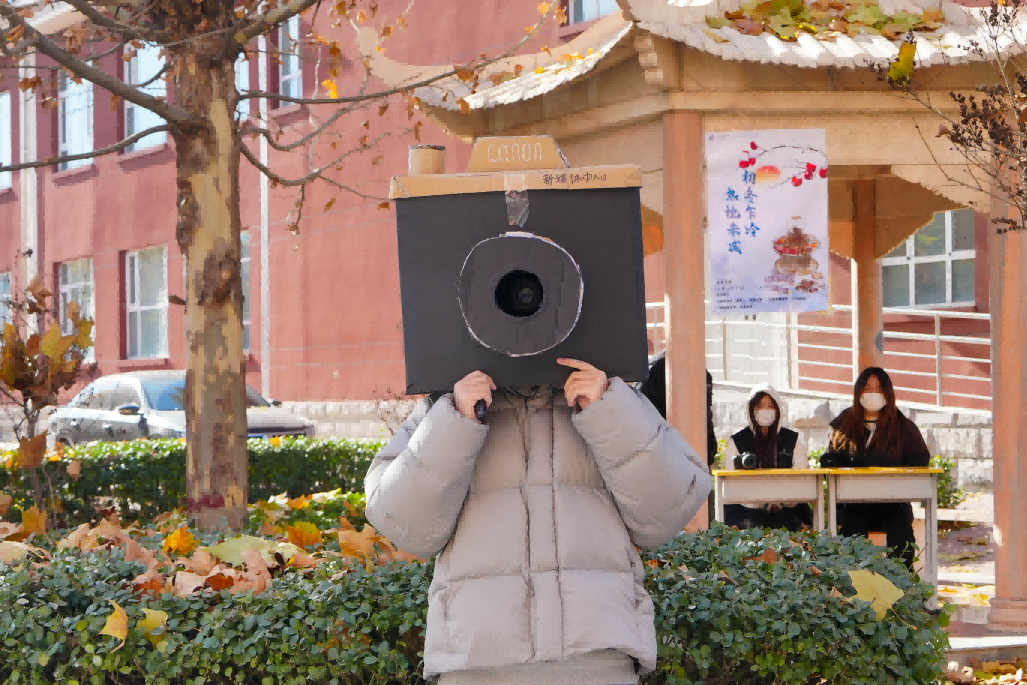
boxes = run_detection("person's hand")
[453,370,496,422]
[557,358,609,411]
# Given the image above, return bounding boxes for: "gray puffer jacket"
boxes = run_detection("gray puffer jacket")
[364,378,712,682]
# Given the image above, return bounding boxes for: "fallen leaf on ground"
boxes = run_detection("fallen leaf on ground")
[20,505,46,537]
[179,549,217,575]
[163,527,199,556]
[847,569,905,620]
[173,572,208,597]
[99,600,128,651]
[140,608,169,647]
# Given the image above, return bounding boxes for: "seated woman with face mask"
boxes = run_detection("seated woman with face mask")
[820,367,930,570]
[722,384,811,532]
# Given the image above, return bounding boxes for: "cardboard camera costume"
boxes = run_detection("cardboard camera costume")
[391,137,649,394]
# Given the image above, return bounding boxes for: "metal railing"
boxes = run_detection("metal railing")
[645,301,992,411]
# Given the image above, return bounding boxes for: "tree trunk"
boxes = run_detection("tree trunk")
[173,46,248,532]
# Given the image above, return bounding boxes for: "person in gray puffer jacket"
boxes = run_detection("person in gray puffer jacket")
[364,357,712,685]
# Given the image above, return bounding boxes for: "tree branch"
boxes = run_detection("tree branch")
[238,2,554,107]
[0,3,195,125]
[236,0,322,44]
[59,0,171,44]
[0,125,170,172]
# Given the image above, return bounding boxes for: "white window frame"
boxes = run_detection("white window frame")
[125,246,169,359]
[0,92,11,190]
[57,70,93,171]
[567,0,620,24]
[235,53,251,120]
[59,258,96,362]
[125,43,168,152]
[881,209,977,309]
[278,15,302,99]
[0,272,11,325]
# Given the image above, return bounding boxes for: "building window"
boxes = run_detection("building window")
[235,54,250,120]
[0,272,11,325]
[125,43,167,152]
[241,231,251,352]
[57,71,93,171]
[882,209,976,308]
[568,0,620,23]
[59,258,95,362]
[125,246,168,358]
[0,91,11,189]
[279,15,302,99]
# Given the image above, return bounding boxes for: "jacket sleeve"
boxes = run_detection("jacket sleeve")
[791,433,809,469]
[902,417,932,467]
[572,377,713,550]
[363,395,488,559]
[819,429,851,468]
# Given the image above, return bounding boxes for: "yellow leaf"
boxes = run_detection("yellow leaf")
[846,570,905,620]
[704,29,731,43]
[140,608,169,646]
[269,436,282,447]
[324,198,337,212]
[537,2,551,15]
[21,505,46,536]
[381,26,392,37]
[99,600,128,650]
[286,521,323,548]
[16,433,47,469]
[41,323,74,361]
[235,31,247,45]
[162,527,199,556]
[321,79,339,98]
[888,40,916,84]
[76,320,94,349]
[287,494,310,510]
[535,67,546,74]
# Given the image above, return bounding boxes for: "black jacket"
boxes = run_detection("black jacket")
[820,407,930,468]
[638,353,717,466]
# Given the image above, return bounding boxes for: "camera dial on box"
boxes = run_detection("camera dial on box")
[391,136,649,394]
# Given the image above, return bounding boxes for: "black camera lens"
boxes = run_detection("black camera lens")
[495,270,544,318]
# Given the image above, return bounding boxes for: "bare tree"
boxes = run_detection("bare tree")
[0,0,563,531]
[878,1,1027,233]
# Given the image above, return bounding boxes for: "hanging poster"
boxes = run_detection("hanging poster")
[706,129,830,315]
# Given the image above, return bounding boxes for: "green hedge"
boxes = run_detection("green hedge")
[1,522,949,685]
[0,438,381,527]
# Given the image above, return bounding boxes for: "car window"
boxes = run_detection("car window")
[141,378,187,411]
[109,383,141,410]
[76,381,112,410]
[141,377,269,410]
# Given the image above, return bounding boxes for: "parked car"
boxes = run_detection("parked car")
[47,370,316,446]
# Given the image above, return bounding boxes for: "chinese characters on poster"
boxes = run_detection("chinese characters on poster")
[706,129,830,315]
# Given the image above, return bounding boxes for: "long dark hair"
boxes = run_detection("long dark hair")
[748,391,780,469]
[830,367,901,458]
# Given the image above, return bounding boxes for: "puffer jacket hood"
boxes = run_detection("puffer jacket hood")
[744,383,787,432]
[364,377,712,682]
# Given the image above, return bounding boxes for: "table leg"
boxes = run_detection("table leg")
[927,475,939,610]
[814,474,824,532]
[827,475,838,536]
[716,476,725,523]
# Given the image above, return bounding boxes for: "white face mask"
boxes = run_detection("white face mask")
[754,409,777,427]
[860,392,886,413]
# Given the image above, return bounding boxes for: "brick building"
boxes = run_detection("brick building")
[0,0,992,411]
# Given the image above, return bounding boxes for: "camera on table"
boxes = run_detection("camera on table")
[733,452,758,470]
[391,136,649,394]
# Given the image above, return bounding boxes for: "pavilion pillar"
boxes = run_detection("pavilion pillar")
[850,179,884,377]
[987,199,1027,630]
[663,110,709,531]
